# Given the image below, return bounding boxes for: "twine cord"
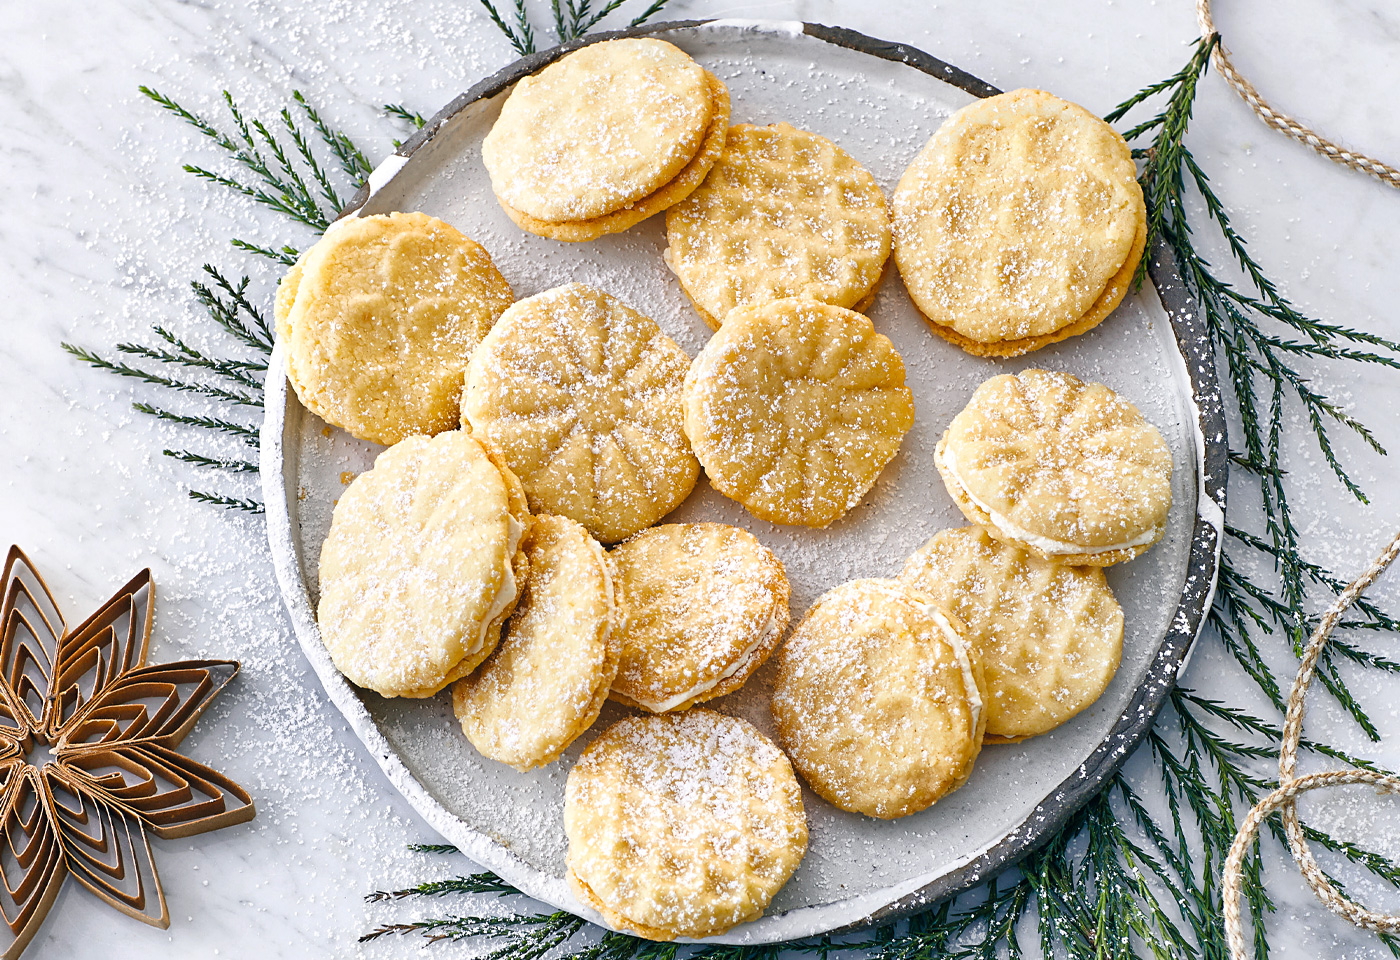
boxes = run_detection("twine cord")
[1195,0,1400,188]
[1222,527,1400,960]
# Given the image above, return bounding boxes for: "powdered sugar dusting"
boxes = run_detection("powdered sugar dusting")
[609,523,788,712]
[564,710,805,938]
[482,39,712,223]
[940,368,1173,550]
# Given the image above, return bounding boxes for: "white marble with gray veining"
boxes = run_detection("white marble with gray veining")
[2,1,1399,957]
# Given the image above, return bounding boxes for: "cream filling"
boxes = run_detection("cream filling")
[632,604,785,713]
[471,514,526,654]
[938,443,1159,556]
[587,535,616,651]
[920,604,982,731]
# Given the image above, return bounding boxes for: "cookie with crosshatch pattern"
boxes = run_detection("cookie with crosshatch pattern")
[892,88,1146,357]
[682,298,914,528]
[771,578,986,819]
[483,38,730,242]
[607,522,789,713]
[277,211,513,445]
[564,709,807,940]
[462,283,699,544]
[935,368,1173,566]
[899,526,1124,741]
[664,122,890,328]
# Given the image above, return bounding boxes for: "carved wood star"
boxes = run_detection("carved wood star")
[0,546,254,958]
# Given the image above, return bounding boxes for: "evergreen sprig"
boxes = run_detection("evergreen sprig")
[385,103,428,149]
[65,90,376,513]
[188,491,264,513]
[366,873,522,902]
[384,103,428,129]
[64,25,1400,959]
[132,403,261,446]
[361,910,587,951]
[475,0,675,55]
[1116,34,1400,741]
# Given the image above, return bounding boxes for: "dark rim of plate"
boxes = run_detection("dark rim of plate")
[338,18,1229,935]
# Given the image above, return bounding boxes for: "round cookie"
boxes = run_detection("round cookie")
[935,369,1173,566]
[499,73,731,243]
[483,39,729,240]
[453,515,616,770]
[682,298,914,528]
[462,283,699,544]
[608,523,789,713]
[892,89,1146,357]
[771,578,986,819]
[317,431,530,699]
[899,527,1124,740]
[564,710,807,940]
[665,122,890,328]
[281,211,513,445]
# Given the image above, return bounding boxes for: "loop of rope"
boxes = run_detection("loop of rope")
[1195,0,1400,189]
[1223,527,1400,959]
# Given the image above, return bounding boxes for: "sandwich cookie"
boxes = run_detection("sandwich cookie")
[935,369,1173,566]
[564,710,807,940]
[900,526,1124,741]
[771,578,985,819]
[278,211,513,444]
[483,38,730,242]
[317,431,530,698]
[454,515,617,769]
[608,522,789,713]
[892,89,1146,357]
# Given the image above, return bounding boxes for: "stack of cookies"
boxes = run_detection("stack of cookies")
[482,38,730,242]
[892,88,1147,357]
[277,37,1171,941]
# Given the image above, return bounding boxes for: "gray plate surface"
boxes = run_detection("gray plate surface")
[262,19,1226,944]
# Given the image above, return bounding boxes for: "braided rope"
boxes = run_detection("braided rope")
[1223,527,1400,959]
[1195,0,1400,189]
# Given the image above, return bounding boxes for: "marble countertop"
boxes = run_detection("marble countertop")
[3,1,1399,956]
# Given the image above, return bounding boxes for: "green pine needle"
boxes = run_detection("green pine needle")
[385,103,429,149]
[407,842,460,854]
[188,490,263,513]
[194,265,276,351]
[75,88,375,510]
[627,0,672,28]
[133,402,261,446]
[366,873,521,902]
[293,90,373,185]
[231,237,301,265]
[480,0,672,53]
[477,0,536,56]
[384,103,427,129]
[162,449,259,474]
[360,910,585,952]
[115,328,265,389]
[142,85,369,232]
[63,343,262,407]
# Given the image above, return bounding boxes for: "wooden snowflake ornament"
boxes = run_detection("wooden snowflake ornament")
[0,546,254,958]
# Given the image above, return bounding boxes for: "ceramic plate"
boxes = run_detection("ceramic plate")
[262,19,1227,944]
